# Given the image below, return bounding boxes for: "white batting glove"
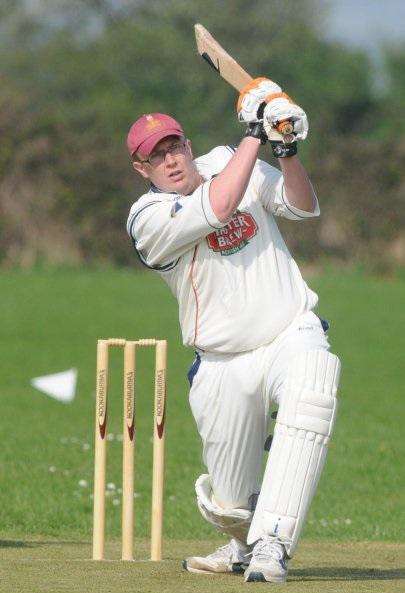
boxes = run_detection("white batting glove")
[263,99,309,141]
[237,77,282,123]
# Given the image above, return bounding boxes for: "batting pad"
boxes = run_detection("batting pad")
[196,474,253,542]
[247,350,341,555]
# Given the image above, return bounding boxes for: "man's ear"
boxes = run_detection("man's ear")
[185,138,194,160]
[132,160,150,180]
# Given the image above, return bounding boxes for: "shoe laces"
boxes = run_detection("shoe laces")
[252,536,286,562]
[208,539,247,561]
[207,542,234,561]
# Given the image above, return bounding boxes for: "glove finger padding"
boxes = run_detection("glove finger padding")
[237,77,282,124]
[264,99,309,141]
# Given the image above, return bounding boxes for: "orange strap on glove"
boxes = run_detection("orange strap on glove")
[237,77,294,136]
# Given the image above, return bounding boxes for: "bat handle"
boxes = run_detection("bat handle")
[276,120,294,135]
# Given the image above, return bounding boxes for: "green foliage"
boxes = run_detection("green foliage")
[375,44,405,140]
[0,0,404,267]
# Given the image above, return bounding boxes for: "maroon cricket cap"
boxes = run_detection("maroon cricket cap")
[127,113,184,158]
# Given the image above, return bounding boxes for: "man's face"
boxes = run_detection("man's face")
[132,136,200,195]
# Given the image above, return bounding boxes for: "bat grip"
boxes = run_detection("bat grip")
[276,120,294,135]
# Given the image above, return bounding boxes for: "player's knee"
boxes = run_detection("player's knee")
[278,349,341,437]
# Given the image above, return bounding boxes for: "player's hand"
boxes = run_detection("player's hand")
[237,77,282,124]
[263,99,308,142]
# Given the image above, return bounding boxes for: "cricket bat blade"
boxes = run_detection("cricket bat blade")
[194,23,293,136]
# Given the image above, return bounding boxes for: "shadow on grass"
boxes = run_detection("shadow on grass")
[0,541,32,549]
[291,567,405,581]
[0,540,89,548]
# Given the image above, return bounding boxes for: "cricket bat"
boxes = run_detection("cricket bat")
[194,23,293,136]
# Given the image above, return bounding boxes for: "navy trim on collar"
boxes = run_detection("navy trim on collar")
[150,183,177,195]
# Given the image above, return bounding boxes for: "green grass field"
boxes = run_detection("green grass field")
[1,267,404,592]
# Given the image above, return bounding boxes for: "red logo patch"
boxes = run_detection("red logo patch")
[207,211,258,256]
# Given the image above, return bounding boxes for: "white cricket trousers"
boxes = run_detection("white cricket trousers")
[188,310,331,509]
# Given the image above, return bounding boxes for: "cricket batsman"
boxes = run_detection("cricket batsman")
[126,78,341,583]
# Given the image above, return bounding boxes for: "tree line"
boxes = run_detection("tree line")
[0,0,404,270]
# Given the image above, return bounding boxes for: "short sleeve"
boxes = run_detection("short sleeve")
[252,159,320,220]
[126,180,226,270]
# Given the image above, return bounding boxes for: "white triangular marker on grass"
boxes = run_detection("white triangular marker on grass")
[30,368,77,403]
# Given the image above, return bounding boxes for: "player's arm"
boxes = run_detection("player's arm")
[277,156,316,213]
[209,136,261,222]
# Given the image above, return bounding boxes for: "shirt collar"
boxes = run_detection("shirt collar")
[149,182,177,195]
[149,173,210,195]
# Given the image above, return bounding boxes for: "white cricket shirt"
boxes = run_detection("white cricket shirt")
[127,146,320,353]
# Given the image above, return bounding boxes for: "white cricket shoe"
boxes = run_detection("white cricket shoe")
[182,538,251,574]
[244,536,289,583]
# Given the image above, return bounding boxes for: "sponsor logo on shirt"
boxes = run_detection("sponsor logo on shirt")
[206,211,258,256]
